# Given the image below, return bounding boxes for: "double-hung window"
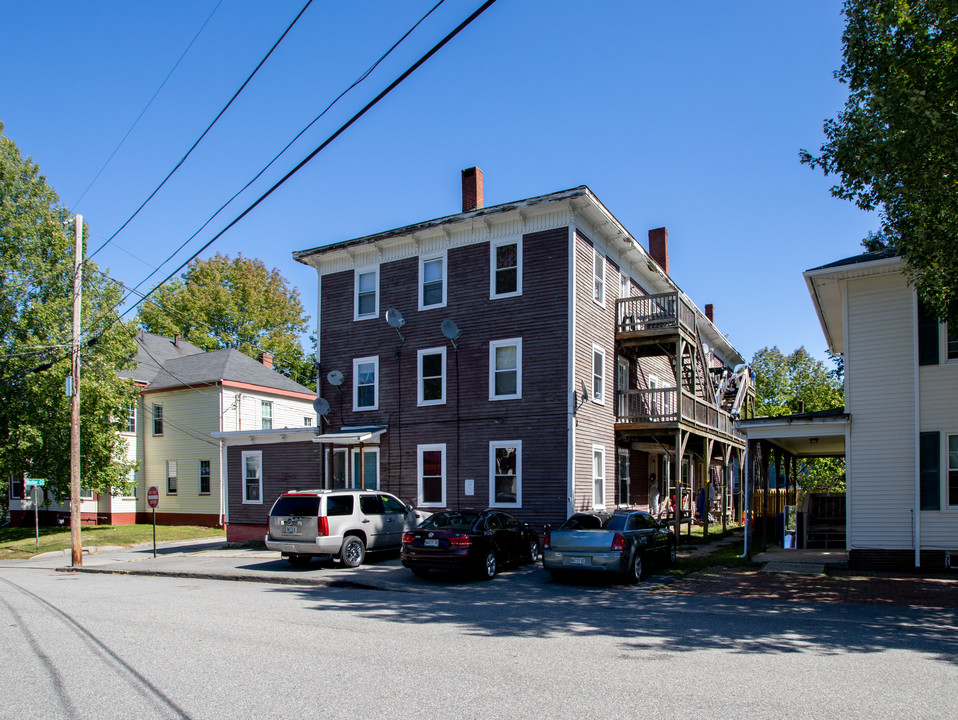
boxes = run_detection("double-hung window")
[592,344,605,404]
[490,441,521,507]
[419,252,446,310]
[354,267,379,320]
[125,405,136,434]
[489,338,521,400]
[593,248,605,306]
[948,325,958,361]
[950,435,958,507]
[261,401,273,430]
[418,347,446,406]
[242,451,262,504]
[152,404,163,436]
[593,446,606,509]
[353,356,379,411]
[417,444,446,507]
[199,460,211,495]
[166,460,178,495]
[490,238,521,298]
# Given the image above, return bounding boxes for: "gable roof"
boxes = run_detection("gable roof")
[146,347,314,396]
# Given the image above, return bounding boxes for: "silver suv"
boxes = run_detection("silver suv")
[265,489,427,568]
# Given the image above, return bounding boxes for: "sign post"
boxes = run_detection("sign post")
[147,485,159,558]
[25,478,45,553]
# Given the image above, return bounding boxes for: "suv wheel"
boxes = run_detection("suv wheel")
[340,535,366,568]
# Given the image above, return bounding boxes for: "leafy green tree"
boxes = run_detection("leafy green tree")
[138,253,315,388]
[800,0,958,326]
[0,123,139,508]
[751,346,845,491]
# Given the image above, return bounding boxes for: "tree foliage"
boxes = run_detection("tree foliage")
[751,347,846,492]
[801,0,958,326]
[138,253,314,388]
[0,123,139,508]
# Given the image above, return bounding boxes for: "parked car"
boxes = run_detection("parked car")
[265,489,428,567]
[401,509,539,580]
[542,510,676,583]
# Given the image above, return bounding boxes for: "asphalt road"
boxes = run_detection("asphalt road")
[1,547,956,719]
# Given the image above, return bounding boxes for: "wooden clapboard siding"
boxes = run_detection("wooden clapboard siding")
[226,441,325,526]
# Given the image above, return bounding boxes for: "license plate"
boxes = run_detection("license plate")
[568,556,587,565]
[424,538,439,547]
[284,525,299,534]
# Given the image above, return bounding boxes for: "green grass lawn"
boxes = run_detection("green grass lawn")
[0,524,225,560]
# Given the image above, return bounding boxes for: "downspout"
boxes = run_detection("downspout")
[913,290,921,568]
[219,381,226,528]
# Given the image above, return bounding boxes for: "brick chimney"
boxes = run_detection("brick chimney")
[705,304,714,323]
[648,227,669,274]
[462,167,483,212]
[258,352,274,369]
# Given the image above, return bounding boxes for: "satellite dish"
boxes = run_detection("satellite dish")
[312,396,330,416]
[327,370,344,387]
[580,379,589,402]
[441,319,461,340]
[386,308,405,329]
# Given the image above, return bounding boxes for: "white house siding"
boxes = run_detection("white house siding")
[142,387,222,520]
[845,272,916,550]
[918,335,958,549]
[221,388,315,432]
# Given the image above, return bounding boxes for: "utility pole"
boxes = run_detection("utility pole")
[70,214,83,567]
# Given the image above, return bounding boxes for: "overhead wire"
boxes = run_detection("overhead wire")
[17,0,499,380]
[86,0,315,261]
[114,0,448,309]
[69,0,225,211]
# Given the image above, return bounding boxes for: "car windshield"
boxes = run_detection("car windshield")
[271,495,319,517]
[420,511,480,531]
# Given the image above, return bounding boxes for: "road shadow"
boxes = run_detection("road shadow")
[268,568,958,667]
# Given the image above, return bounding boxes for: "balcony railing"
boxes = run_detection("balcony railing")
[616,388,733,437]
[616,292,695,335]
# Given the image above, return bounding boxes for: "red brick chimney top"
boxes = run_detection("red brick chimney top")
[705,304,714,323]
[648,227,669,275]
[462,167,483,212]
[258,352,274,369]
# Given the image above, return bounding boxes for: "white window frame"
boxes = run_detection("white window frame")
[593,247,605,307]
[619,272,629,300]
[124,405,136,434]
[616,356,629,418]
[417,443,446,507]
[490,237,522,299]
[152,403,163,436]
[649,374,660,418]
[353,355,379,411]
[304,416,313,427]
[419,251,447,311]
[489,338,522,401]
[417,347,446,407]
[166,460,178,495]
[199,459,211,495]
[489,440,521,508]
[592,344,606,404]
[354,266,380,321]
[261,400,273,430]
[593,445,606,509]
[242,450,263,504]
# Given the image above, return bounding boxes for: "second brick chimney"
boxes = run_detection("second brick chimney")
[705,304,715,324]
[462,167,483,212]
[258,351,274,369]
[648,227,669,275]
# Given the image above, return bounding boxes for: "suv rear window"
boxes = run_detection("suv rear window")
[271,495,320,517]
[326,494,354,516]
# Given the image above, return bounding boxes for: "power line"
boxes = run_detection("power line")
[115,0,448,309]
[69,0,224,211]
[86,0,314,261]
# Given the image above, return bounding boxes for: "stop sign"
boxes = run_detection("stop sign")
[147,485,159,508]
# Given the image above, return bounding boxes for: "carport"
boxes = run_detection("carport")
[735,408,849,556]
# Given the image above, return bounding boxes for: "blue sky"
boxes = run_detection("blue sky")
[1,1,876,365]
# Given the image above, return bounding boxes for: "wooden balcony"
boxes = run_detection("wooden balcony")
[615,388,735,440]
[616,292,696,350]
